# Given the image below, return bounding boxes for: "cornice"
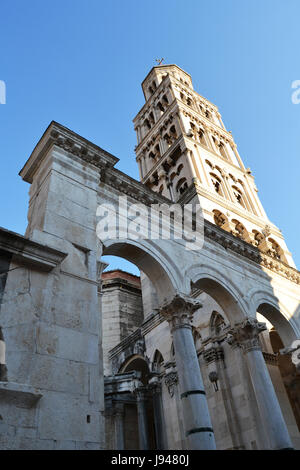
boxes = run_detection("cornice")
[19,121,119,184]
[0,227,67,272]
[203,220,300,285]
[100,166,171,206]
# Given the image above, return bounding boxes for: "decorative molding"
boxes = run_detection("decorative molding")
[19,121,118,184]
[0,227,67,272]
[164,371,178,397]
[159,294,202,331]
[228,318,267,354]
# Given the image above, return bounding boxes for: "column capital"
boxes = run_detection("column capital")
[228,318,267,353]
[160,294,202,331]
[164,370,178,398]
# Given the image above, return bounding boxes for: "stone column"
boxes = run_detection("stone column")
[135,387,150,450]
[114,402,125,450]
[228,318,293,450]
[160,294,216,450]
[149,376,167,449]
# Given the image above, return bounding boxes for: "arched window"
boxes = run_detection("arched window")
[232,185,247,209]
[252,230,264,247]
[219,141,228,160]
[154,144,161,160]
[213,210,229,230]
[152,350,164,373]
[176,177,188,194]
[162,94,169,105]
[210,311,226,337]
[210,173,225,197]
[231,219,250,242]
[149,112,155,125]
[170,171,176,182]
[157,102,164,112]
[205,109,211,119]
[169,125,177,138]
[198,128,207,146]
[267,238,287,263]
[176,164,183,175]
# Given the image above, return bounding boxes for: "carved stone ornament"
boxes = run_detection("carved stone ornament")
[164,371,178,397]
[228,318,267,354]
[159,294,202,331]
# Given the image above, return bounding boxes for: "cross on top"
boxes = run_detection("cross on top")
[155,58,165,65]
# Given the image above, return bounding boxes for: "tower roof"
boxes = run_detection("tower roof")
[141,64,192,88]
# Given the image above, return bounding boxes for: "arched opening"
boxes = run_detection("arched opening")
[231,219,251,242]
[210,173,225,198]
[120,356,157,449]
[232,185,247,209]
[257,310,300,444]
[210,311,227,337]
[212,209,230,231]
[190,274,246,325]
[219,142,228,160]
[267,238,288,264]
[176,177,188,194]
[152,350,164,373]
[102,240,178,303]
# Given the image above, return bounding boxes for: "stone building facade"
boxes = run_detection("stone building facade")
[0,64,299,450]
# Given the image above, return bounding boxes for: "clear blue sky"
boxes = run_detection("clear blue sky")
[1,0,300,275]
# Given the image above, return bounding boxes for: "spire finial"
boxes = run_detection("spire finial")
[155,58,165,65]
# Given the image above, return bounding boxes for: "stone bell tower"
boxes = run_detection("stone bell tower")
[133,64,295,268]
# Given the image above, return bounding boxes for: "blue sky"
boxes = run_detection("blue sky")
[0,0,299,275]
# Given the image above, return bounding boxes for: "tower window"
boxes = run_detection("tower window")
[210,174,224,197]
[232,186,246,209]
[219,142,228,160]
[176,177,188,194]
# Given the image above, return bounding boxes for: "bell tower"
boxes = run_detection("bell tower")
[133,64,295,267]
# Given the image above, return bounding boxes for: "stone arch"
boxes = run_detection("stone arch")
[152,350,164,373]
[209,311,227,337]
[102,238,184,303]
[119,354,150,385]
[188,264,248,324]
[248,289,299,345]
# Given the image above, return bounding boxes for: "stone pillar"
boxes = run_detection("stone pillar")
[160,294,216,450]
[136,388,150,450]
[149,376,167,449]
[114,402,125,450]
[228,318,293,450]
